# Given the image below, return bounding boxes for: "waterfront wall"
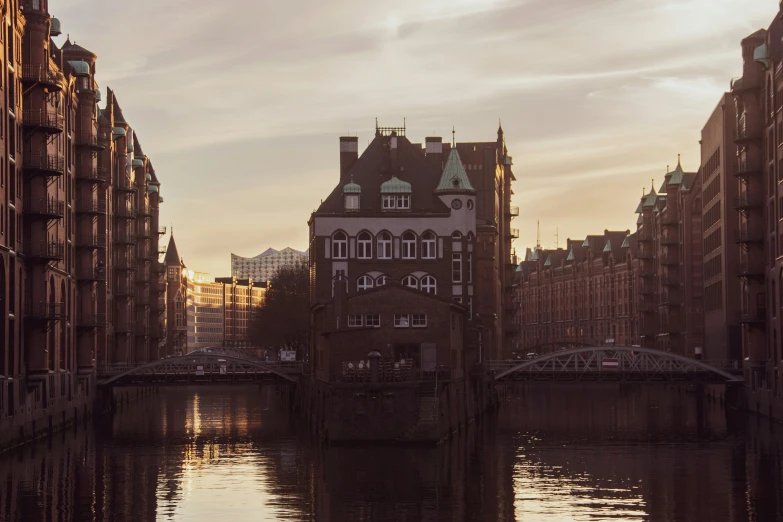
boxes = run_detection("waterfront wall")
[296,370,499,443]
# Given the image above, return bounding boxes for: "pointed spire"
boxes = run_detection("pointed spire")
[164,233,181,266]
[536,220,541,248]
[498,119,503,135]
[452,126,456,147]
[435,146,474,194]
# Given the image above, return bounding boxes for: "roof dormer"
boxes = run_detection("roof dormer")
[380,176,411,211]
[343,177,361,212]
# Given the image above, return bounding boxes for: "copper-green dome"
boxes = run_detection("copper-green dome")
[343,181,361,194]
[380,176,411,194]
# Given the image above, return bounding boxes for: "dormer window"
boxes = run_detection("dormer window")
[343,178,361,211]
[380,176,412,212]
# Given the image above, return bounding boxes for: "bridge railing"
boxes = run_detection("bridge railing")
[487,358,742,373]
[97,357,304,378]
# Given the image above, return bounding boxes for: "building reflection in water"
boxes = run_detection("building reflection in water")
[0,384,782,521]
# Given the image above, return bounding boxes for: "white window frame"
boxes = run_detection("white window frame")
[452,231,462,239]
[421,275,437,294]
[376,275,388,286]
[357,231,372,259]
[421,232,436,259]
[382,195,396,209]
[357,275,374,291]
[377,232,392,259]
[467,254,472,283]
[348,314,363,327]
[411,314,427,327]
[452,253,463,283]
[332,232,348,259]
[345,194,360,211]
[402,275,418,289]
[401,231,417,259]
[396,194,410,209]
[364,314,380,327]
[394,314,410,328]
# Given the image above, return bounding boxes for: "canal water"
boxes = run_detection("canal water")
[1,384,782,521]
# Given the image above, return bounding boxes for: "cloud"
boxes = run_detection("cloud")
[51,0,776,275]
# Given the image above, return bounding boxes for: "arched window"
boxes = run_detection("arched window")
[357,275,374,291]
[421,231,436,259]
[357,231,372,259]
[421,275,436,294]
[402,231,416,259]
[332,231,347,259]
[402,275,418,289]
[451,231,462,240]
[377,231,392,259]
[376,275,388,286]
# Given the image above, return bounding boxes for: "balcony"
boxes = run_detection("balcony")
[77,267,106,282]
[152,281,167,293]
[637,231,653,242]
[136,296,151,307]
[76,199,107,215]
[734,126,760,144]
[137,228,153,239]
[75,133,107,151]
[158,226,167,235]
[20,65,62,90]
[730,76,758,93]
[507,206,519,219]
[25,302,65,321]
[25,198,64,220]
[734,195,763,211]
[75,165,108,184]
[507,228,520,239]
[115,285,134,297]
[660,253,679,266]
[660,215,678,226]
[115,258,137,271]
[735,229,764,244]
[22,109,64,133]
[136,271,153,284]
[139,205,152,217]
[115,323,136,334]
[76,233,106,249]
[77,313,107,329]
[115,177,137,193]
[661,274,679,286]
[661,236,678,246]
[734,162,762,180]
[24,153,65,176]
[737,310,766,325]
[639,269,654,278]
[736,263,765,278]
[27,241,64,262]
[116,207,137,219]
[158,246,168,256]
[115,233,136,245]
[636,252,653,260]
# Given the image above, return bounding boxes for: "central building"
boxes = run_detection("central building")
[304,123,515,442]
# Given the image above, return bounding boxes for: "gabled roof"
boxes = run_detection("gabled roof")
[435,148,475,194]
[61,38,96,57]
[603,240,612,253]
[669,158,684,185]
[635,199,644,214]
[164,235,181,266]
[643,188,657,208]
[621,236,630,249]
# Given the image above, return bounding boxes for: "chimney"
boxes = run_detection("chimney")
[339,137,359,182]
[425,137,443,170]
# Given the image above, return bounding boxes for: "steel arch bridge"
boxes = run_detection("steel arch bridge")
[98,353,302,387]
[490,346,743,383]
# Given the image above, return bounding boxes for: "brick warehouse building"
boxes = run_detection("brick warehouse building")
[0,0,166,445]
[516,159,704,356]
[308,123,516,374]
[728,4,783,410]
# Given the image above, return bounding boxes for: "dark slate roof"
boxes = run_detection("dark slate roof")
[61,38,96,57]
[164,235,181,266]
[315,134,449,215]
[680,172,698,191]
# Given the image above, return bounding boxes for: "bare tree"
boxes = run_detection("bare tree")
[250,260,309,358]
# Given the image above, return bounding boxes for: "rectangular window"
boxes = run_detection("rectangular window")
[345,195,359,210]
[396,195,410,209]
[452,253,463,283]
[411,314,427,327]
[394,314,410,328]
[348,314,363,327]
[382,196,396,209]
[364,314,380,327]
[467,254,472,283]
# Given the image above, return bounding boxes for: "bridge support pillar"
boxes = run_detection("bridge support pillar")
[725,381,745,411]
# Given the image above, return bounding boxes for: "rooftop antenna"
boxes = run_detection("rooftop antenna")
[452,126,456,147]
[555,227,559,249]
[536,220,541,248]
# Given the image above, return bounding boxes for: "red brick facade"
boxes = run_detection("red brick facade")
[0,0,165,431]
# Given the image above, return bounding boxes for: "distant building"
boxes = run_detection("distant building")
[165,235,266,354]
[231,247,308,282]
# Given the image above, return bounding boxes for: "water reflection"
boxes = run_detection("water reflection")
[0,384,782,521]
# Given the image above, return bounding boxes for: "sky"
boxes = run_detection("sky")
[52,0,776,276]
